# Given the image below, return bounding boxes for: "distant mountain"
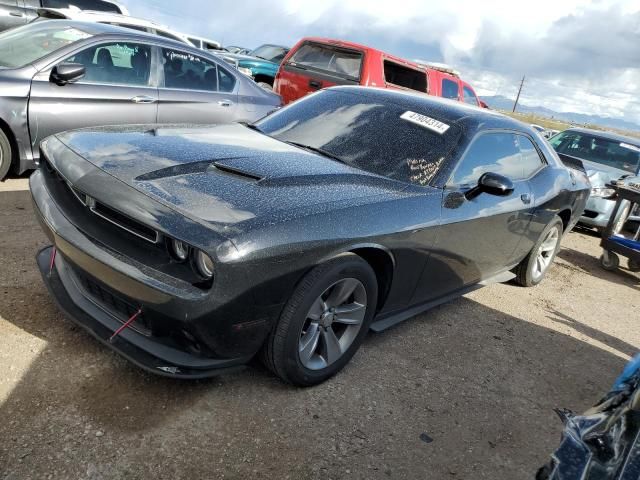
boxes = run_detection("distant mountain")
[481,95,640,132]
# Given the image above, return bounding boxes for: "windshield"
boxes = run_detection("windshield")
[249,45,288,63]
[255,90,461,186]
[550,131,640,174]
[0,23,92,68]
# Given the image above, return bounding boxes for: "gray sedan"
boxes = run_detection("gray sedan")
[0,20,281,179]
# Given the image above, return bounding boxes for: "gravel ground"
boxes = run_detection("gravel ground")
[1,175,639,479]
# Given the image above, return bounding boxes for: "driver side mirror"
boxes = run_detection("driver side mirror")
[50,63,85,86]
[465,172,514,200]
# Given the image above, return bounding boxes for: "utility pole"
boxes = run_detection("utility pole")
[512,75,525,113]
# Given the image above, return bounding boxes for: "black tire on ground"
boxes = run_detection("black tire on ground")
[0,128,12,181]
[514,217,564,287]
[262,253,378,387]
[627,258,640,273]
[600,252,620,271]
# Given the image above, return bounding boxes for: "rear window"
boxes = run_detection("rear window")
[289,43,362,81]
[383,60,427,93]
[255,90,461,186]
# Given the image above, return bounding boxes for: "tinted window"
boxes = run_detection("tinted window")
[64,42,151,86]
[41,0,122,13]
[217,64,236,92]
[188,38,202,48]
[442,78,459,99]
[0,23,92,68]
[451,133,523,185]
[517,136,545,177]
[162,48,226,91]
[289,43,362,80]
[462,85,478,105]
[550,131,640,174]
[383,60,427,92]
[155,30,185,42]
[255,90,462,185]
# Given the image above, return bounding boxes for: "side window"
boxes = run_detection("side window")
[217,64,236,93]
[450,133,522,186]
[462,86,478,105]
[517,136,545,177]
[162,48,221,92]
[441,78,459,99]
[383,60,427,92]
[156,30,186,43]
[63,42,151,86]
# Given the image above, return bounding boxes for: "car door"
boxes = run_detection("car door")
[28,40,158,149]
[411,132,534,304]
[157,47,238,124]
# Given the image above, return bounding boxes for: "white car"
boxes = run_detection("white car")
[36,7,221,50]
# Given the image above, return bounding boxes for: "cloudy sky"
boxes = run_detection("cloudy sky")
[121,0,640,125]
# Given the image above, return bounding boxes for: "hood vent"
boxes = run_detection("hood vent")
[211,162,264,181]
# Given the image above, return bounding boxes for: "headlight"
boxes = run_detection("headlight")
[195,250,214,279]
[591,187,616,198]
[169,239,189,261]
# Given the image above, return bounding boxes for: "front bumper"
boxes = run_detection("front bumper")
[30,169,261,379]
[579,195,617,228]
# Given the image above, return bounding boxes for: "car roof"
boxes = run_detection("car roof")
[38,8,170,29]
[328,86,534,135]
[562,127,640,147]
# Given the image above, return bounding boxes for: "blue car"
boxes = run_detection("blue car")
[215,44,289,88]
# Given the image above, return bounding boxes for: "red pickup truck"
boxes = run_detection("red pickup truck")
[274,37,483,106]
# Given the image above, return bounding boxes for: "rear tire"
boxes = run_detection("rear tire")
[262,254,377,386]
[514,217,563,287]
[627,258,640,273]
[0,129,12,181]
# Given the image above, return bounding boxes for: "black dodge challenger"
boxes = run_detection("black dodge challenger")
[31,87,590,386]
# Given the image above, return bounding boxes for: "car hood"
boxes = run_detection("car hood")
[581,158,632,187]
[54,124,408,234]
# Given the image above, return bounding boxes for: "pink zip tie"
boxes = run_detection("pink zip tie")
[48,247,57,275]
[109,308,143,343]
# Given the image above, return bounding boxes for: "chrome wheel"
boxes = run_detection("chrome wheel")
[532,226,560,281]
[298,278,367,370]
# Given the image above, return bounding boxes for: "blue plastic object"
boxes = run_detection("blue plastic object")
[613,353,640,390]
[608,236,640,252]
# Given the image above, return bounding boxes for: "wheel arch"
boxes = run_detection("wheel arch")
[253,73,274,86]
[348,244,395,313]
[0,117,19,173]
[557,208,572,233]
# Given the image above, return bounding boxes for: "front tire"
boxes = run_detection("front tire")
[0,129,12,181]
[262,254,378,386]
[514,217,563,287]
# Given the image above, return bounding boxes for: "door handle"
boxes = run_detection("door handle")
[131,95,156,104]
[309,80,322,89]
[9,12,23,17]
[217,100,233,107]
[521,193,531,205]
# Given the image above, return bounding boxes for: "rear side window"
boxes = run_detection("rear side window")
[383,60,427,92]
[462,85,478,105]
[517,136,545,177]
[289,43,362,80]
[442,78,459,99]
[451,133,523,185]
[41,0,122,13]
[162,48,226,92]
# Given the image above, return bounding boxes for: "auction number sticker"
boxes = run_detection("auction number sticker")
[401,111,450,134]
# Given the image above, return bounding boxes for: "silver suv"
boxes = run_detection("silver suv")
[0,20,282,179]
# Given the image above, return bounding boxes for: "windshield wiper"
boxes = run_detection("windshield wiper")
[284,141,347,164]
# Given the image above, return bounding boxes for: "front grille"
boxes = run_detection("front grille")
[73,268,152,337]
[582,210,599,219]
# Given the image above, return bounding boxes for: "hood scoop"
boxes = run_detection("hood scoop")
[134,157,264,182]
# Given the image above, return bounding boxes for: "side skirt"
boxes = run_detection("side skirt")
[369,270,515,332]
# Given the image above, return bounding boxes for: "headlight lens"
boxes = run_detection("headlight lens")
[195,250,214,279]
[591,187,616,198]
[170,239,189,261]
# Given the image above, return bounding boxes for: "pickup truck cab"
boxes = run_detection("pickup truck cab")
[274,37,482,106]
